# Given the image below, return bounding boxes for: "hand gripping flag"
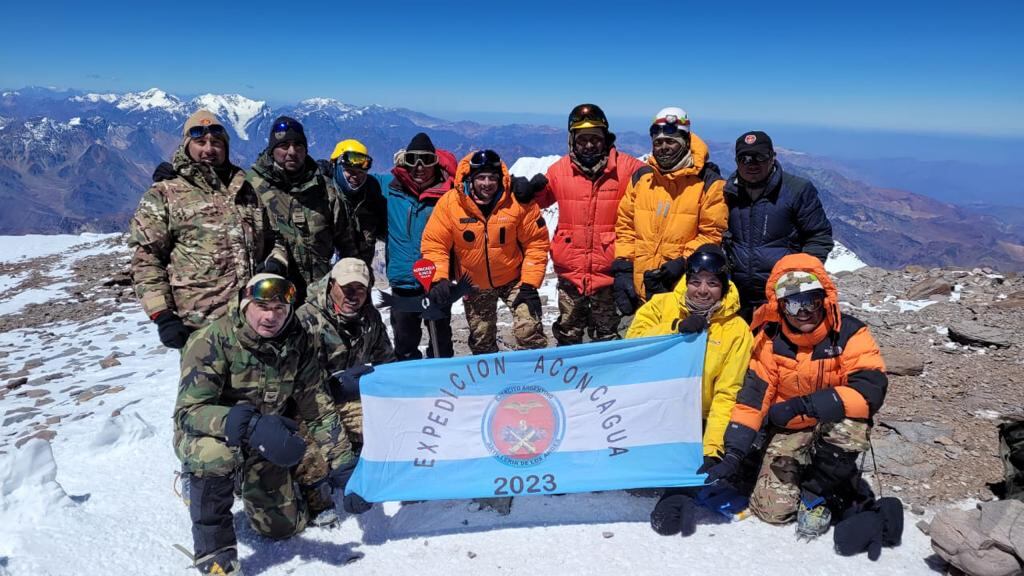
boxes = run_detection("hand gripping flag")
[346,334,707,502]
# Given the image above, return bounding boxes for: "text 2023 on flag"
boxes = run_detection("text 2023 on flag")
[346,334,706,502]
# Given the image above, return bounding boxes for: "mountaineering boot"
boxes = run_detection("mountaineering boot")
[796,496,832,540]
[194,546,242,575]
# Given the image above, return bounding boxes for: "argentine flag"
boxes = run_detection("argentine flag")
[347,334,706,502]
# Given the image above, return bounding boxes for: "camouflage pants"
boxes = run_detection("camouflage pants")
[552,280,620,346]
[294,408,363,515]
[174,430,309,540]
[749,419,871,524]
[462,281,548,355]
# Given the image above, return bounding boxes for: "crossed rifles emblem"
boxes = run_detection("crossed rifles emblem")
[501,400,548,455]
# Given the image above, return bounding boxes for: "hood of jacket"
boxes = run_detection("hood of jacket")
[645,133,711,183]
[671,274,742,324]
[390,149,458,201]
[451,152,514,216]
[752,253,841,339]
[170,145,242,192]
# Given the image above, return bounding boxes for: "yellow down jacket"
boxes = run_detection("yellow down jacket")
[626,276,753,457]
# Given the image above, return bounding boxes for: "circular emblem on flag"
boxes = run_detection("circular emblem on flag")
[482,385,565,468]
[744,134,757,144]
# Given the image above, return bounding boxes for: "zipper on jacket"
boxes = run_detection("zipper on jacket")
[482,211,496,288]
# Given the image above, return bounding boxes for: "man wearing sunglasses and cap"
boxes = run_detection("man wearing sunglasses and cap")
[129,110,288,350]
[614,107,728,317]
[327,139,387,267]
[704,253,887,540]
[380,132,459,360]
[248,116,359,304]
[422,150,550,355]
[174,273,368,575]
[511,103,645,346]
[724,131,834,322]
[294,258,394,519]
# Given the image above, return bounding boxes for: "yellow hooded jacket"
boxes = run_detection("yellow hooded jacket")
[626,276,753,457]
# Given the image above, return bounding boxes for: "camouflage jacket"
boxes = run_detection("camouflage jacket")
[174,295,353,470]
[296,275,395,376]
[128,147,287,328]
[248,152,355,295]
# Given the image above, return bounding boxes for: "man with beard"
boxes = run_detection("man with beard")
[248,117,356,303]
[723,131,834,322]
[129,110,287,349]
[512,104,645,344]
[613,107,728,316]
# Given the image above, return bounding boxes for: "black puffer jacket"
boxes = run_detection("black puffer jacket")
[723,163,834,309]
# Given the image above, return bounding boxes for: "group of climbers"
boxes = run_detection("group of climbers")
[127,101,894,574]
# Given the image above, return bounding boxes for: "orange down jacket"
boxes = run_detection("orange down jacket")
[614,133,728,300]
[724,254,888,454]
[420,154,550,290]
[536,149,645,295]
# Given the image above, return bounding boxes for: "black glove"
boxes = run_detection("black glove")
[834,508,885,560]
[225,404,307,468]
[695,455,720,475]
[511,174,548,204]
[611,259,638,316]
[511,284,542,318]
[154,310,192,349]
[650,491,695,536]
[766,397,810,428]
[428,279,452,307]
[803,388,846,423]
[152,162,176,182]
[703,451,743,484]
[677,314,708,334]
[328,364,375,404]
[329,460,372,514]
[255,257,288,277]
[317,158,335,179]
[643,257,686,296]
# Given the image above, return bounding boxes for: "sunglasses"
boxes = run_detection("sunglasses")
[780,292,824,316]
[187,124,227,139]
[339,151,372,171]
[399,151,438,168]
[649,120,689,138]
[737,153,772,165]
[247,276,297,305]
[470,149,501,171]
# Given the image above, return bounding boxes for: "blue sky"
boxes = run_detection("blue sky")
[3,0,1022,138]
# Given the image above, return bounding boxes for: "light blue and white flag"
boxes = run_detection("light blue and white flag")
[346,334,706,502]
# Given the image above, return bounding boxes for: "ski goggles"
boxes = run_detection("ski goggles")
[469,149,501,172]
[779,290,825,316]
[737,153,772,165]
[272,118,304,134]
[186,124,227,139]
[398,151,438,168]
[568,104,608,131]
[687,250,729,278]
[246,276,297,305]
[649,114,690,138]
[339,151,372,170]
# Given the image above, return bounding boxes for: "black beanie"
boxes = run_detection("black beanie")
[407,132,435,153]
[268,116,307,150]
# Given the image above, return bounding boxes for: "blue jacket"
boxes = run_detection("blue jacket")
[723,163,834,308]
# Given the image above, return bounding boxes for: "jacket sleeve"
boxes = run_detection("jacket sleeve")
[374,174,391,240]
[614,179,639,261]
[261,206,290,269]
[517,202,551,287]
[794,181,834,263]
[683,179,728,257]
[128,184,174,318]
[832,326,888,419]
[173,329,231,438]
[293,348,355,470]
[724,334,779,455]
[419,193,455,282]
[625,294,675,338]
[703,325,754,457]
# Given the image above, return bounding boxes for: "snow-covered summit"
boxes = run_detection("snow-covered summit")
[114,88,185,113]
[190,93,268,141]
[69,92,118,104]
[827,242,868,274]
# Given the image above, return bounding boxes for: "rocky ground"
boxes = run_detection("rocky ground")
[2,234,1022,517]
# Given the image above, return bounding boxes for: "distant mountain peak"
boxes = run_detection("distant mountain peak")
[296,97,351,112]
[115,88,184,113]
[191,93,268,141]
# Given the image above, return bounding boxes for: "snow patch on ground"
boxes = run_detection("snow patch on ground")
[0,233,120,263]
[0,440,72,519]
